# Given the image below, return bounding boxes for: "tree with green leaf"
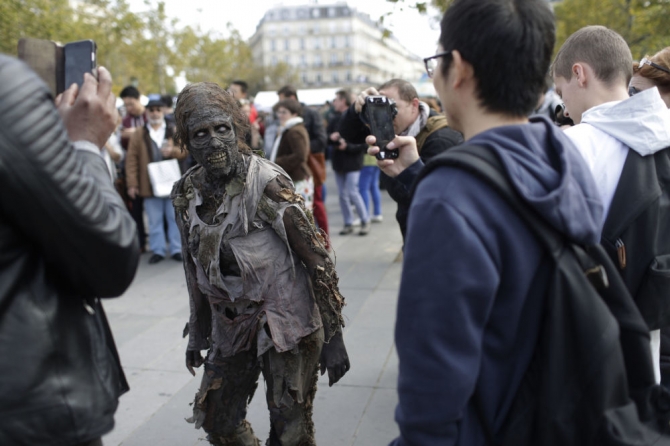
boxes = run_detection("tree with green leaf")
[386,0,670,58]
[0,0,293,96]
[554,0,670,58]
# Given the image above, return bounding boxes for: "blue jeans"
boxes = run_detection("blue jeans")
[144,197,181,257]
[335,170,369,226]
[359,166,382,217]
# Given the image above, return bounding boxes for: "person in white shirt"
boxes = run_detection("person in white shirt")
[553,26,670,382]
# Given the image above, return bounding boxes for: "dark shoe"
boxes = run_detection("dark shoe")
[172,253,183,262]
[359,222,370,236]
[339,225,354,235]
[148,254,165,264]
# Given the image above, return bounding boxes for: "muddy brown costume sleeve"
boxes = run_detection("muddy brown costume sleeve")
[264,176,345,343]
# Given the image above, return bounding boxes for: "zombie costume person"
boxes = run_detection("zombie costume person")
[171,83,350,446]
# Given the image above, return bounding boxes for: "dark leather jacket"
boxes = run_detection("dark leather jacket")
[0,56,140,444]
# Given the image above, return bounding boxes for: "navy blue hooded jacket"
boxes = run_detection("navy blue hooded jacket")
[390,117,603,446]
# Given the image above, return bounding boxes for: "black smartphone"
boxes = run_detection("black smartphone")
[364,96,398,160]
[64,40,97,91]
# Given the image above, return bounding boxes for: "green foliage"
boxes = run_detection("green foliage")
[0,0,287,96]
[554,0,670,59]
[388,0,670,59]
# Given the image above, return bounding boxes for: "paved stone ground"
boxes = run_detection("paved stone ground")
[102,168,404,446]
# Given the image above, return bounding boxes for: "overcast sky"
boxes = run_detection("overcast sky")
[129,0,442,58]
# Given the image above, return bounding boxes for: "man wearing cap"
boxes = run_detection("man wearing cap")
[126,99,187,264]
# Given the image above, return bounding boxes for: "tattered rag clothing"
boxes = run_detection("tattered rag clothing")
[173,156,322,359]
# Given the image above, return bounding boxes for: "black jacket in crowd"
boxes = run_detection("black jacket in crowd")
[338,103,463,238]
[301,103,328,154]
[0,55,140,444]
[328,110,369,173]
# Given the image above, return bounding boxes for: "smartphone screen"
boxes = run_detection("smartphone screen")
[64,40,96,91]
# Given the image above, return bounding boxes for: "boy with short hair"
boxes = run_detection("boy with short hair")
[553,25,670,381]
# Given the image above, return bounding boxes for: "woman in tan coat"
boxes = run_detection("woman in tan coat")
[269,99,314,210]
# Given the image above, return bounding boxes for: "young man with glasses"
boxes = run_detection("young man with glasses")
[337,78,462,240]
[553,26,670,383]
[366,1,604,444]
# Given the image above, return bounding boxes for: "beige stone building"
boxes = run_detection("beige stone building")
[248,2,425,90]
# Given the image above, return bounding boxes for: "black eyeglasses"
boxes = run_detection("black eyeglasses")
[636,57,670,75]
[423,51,452,78]
[628,86,642,97]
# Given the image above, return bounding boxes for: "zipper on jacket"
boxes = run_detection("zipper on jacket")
[83,299,96,315]
[615,239,627,270]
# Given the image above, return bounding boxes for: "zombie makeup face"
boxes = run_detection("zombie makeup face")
[187,107,242,179]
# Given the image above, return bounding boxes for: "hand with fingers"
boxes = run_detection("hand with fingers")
[186,349,205,376]
[366,134,420,178]
[320,330,350,387]
[354,87,380,114]
[55,67,118,148]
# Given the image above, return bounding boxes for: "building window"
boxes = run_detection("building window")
[312,8,320,18]
[345,53,352,64]
[300,55,306,67]
[268,26,276,36]
[284,39,290,50]
[271,56,277,66]
[270,39,276,51]
[316,73,322,83]
[300,38,305,50]
[346,71,352,82]
[314,54,322,67]
[330,22,337,33]
[313,24,320,34]
[283,26,290,35]
[299,25,306,34]
[330,53,338,64]
[344,35,350,47]
[313,38,320,49]
[284,55,290,65]
[301,72,308,84]
[332,72,339,83]
[331,36,337,48]
[328,7,337,17]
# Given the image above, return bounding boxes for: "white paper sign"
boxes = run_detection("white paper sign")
[147,159,181,198]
